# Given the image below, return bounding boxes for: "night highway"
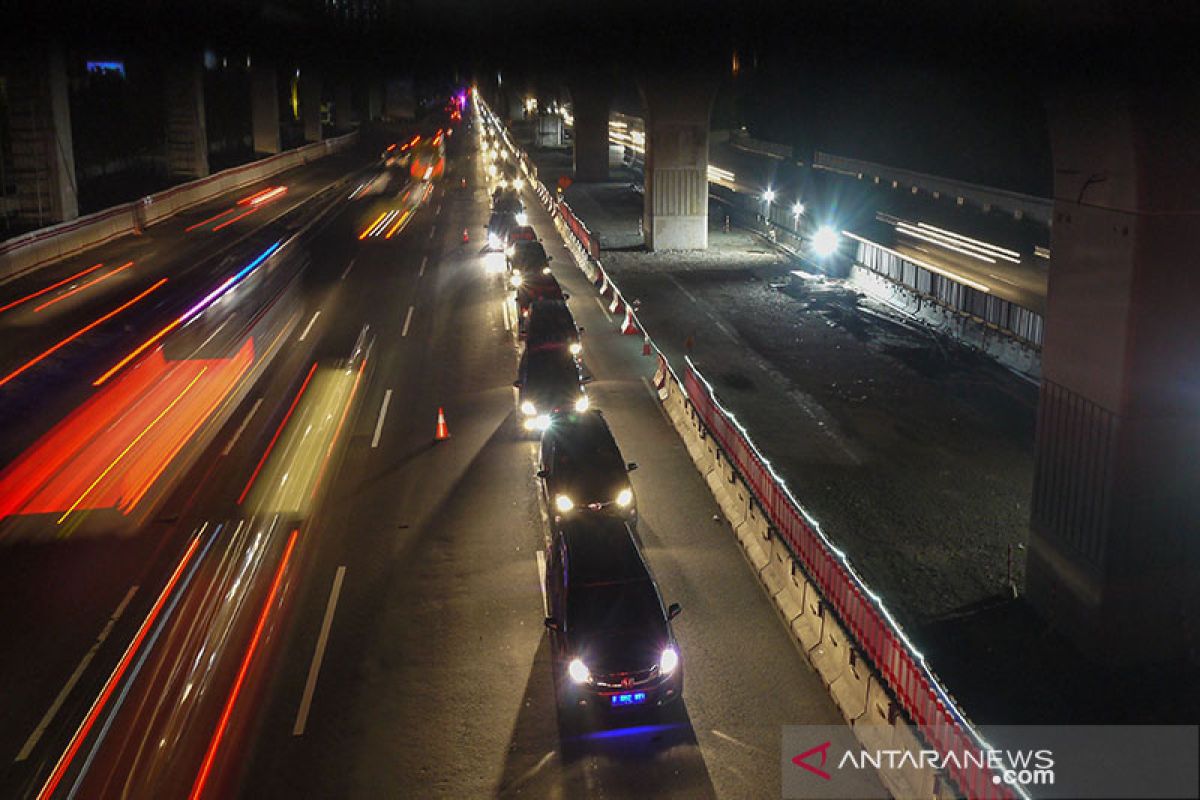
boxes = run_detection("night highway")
[3,2,1200,799]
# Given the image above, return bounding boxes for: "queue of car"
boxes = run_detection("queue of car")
[478,122,684,723]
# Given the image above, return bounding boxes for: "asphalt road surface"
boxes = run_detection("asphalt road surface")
[0,115,873,799]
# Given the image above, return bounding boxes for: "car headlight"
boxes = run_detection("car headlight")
[520,400,537,417]
[542,266,551,275]
[616,488,633,508]
[568,658,590,684]
[515,212,528,225]
[555,494,574,513]
[510,273,523,288]
[569,342,582,355]
[514,178,525,190]
[498,178,508,189]
[574,395,589,413]
[488,233,500,248]
[523,414,551,432]
[659,647,679,675]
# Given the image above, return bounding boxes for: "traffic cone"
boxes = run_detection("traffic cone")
[462,228,470,243]
[621,306,640,335]
[642,336,652,356]
[435,407,451,441]
[608,292,623,314]
[597,273,610,295]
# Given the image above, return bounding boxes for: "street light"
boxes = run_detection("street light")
[812,225,840,258]
[792,202,804,216]
[762,189,776,204]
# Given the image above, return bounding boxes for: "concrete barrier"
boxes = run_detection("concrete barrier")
[772,545,807,625]
[829,645,872,723]
[809,607,851,690]
[1,132,357,283]
[792,583,826,651]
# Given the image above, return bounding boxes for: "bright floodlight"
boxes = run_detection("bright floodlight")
[813,226,840,257]
[792,202,805,216]
[762,189,776,203]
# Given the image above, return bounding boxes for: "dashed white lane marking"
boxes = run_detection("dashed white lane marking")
[16,586,139,761]
[401,305,415,337]
[340,258,355,280]
[428,225,436,240]
[535,551,549,617]
[502,299,512,332]
[371,389,393,449]
[299,310,321,342]
[666,273,699,303]
[292,566,347,736]
[222,397,265,456]
[435,203,442,216]
[419,256,428,277]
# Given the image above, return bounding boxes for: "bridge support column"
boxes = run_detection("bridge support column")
[5,45,78,225]
[301,72,323,143]
[571,85,611,182]
[165,60,209,179]
[1029,84,1200,664]
[640,74,715,251]
[334,83,354,129]
[250,63,280,155]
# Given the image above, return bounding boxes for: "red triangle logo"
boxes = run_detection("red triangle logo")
[792,741,833,780]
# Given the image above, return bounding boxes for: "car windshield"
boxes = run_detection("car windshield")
[567,581,663,635]
[554,425,623,472]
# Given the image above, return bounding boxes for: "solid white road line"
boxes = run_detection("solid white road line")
[401,305,415,337]
[535,551,549,617]
[298,310,321,342]
[371,389,393,448]
[222,397,265,456]
[292,566,347,736]
[16,586,139,761]
[419,256,428,277]
[340,258,356,280]
[594,296,610,316]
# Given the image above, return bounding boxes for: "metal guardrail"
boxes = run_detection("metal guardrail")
[855,240,1044,347]
[813,151,1052,226]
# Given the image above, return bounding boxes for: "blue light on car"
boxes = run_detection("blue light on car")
[610,692,647,707]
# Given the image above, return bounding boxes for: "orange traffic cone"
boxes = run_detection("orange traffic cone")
[435,407,451,441]
[462,228,470,243]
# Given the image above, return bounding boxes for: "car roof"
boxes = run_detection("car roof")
[508,225,536,240]
[525,347,580,381]
[528,299,574,326]
[547,409,613,442]
[559,517,650,586]
[489,211,517,225]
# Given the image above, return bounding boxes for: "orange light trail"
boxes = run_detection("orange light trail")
[37,534,203,800]
[92,317,183,387]
[33,261,133,313]
[185,208,239,233]
[0,261,105,315]
[189,527,299,800]
[237,362,319,505]
[211,205,261,232]
[384,209,413,239]
[237,186,276,205]
[358,212,387,240]
[56,367,208,524]
[0,278,167,389]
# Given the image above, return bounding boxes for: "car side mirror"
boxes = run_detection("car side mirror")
[581,375,594,384]
[547,255,554,261]
[626,462,638,472]
[577,326,585,333]
[667,603,682,620]
[512,380,522,388]
[544,617,560,631]
[562,293,570,300]
[536,469,549,479]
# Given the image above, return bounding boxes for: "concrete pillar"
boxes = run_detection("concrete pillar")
[570,85,611,182]
[1028,83,1200,664]
[640,74,715,250]
[250,64,280,155]
[367,83,383,122]
[301,72,323,142]
[165,61,209,179]
[5,46,78,225]
[334,83,354,129]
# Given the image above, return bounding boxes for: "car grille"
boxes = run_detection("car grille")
[593,666,658,689]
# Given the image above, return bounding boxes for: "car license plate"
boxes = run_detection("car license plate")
[610,692,647,707]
